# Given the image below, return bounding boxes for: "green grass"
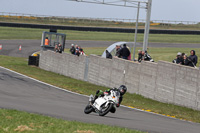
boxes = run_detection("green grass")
[0,26,200,44]
[0,55,200,123]
[0,109,142,133]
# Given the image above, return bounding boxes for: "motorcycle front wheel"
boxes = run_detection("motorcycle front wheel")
[99,103,113,116]
[84,105,94,114]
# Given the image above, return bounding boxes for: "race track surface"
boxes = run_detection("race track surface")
[1,67,200,133]
[0,39,200,57]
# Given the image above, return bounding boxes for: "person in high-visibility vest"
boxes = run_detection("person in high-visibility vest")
[45,37,50,45]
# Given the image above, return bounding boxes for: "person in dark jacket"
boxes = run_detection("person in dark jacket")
[138,50,143,62]
[176,52,183,64]
[188,50,198,67]
[120,44,130,60]
[70,44,76,55]
[58,44,62,53]
[106,50,112,59]
[183,54,191,66]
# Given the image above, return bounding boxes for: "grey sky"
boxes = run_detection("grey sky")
[0,0,200,22]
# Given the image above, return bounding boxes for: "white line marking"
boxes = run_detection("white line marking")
[0,66,199,124]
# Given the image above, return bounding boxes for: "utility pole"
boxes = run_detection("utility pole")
[132,2,140,61]
[143,0,152,51]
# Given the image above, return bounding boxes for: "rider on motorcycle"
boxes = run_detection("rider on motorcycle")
[92,85,127,107]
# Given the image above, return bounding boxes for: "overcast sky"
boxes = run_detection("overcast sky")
[1,0,200,22]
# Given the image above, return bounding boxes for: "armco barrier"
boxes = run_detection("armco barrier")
[1,22,200,35]
[39,51,200,110]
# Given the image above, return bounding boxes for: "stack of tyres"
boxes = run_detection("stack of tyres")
[28,55,39,66]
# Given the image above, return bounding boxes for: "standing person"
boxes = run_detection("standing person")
[75,49,80,56]
[75,45,79,51]
[45,37,50,46]
[189,50,198,67]
[176,52,183,64]
[120,44,130,60]
[138,50,143,62]
[115,45,121,58]
[58,44,62,53]
[70,44,76,55]
[54,44,59,53]
[79,48,86,56]
[75,45,79,55]
[127,46,131,60]
[106,50,112,59]
[183,54,191,66]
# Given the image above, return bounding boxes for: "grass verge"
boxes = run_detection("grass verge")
[0,109,142,133]
[0,55,200,123]
[0,26,200,44]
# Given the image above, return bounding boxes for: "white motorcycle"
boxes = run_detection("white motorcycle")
[84,90,120,116]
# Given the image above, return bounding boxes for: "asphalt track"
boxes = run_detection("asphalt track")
[1,67,200,133]
[0,39,200,57]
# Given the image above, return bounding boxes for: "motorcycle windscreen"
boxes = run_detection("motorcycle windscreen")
[93,97,107,110]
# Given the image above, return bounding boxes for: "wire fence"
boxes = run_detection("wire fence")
[0,12,199,30]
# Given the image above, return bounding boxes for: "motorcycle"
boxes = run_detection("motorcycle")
[84,90,120,116]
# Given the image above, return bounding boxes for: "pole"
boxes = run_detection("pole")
[132,2,140,61]
[143,0,152,51]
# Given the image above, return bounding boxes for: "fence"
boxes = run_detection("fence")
[39,50,200,111]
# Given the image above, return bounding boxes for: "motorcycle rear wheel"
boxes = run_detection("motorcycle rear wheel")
[99,103,113,116]
[84,105,94,114]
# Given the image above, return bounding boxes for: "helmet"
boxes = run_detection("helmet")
[118,85,127,95]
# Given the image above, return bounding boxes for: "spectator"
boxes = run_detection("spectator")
[138,50,143,62]
[120,44,130,60]
[79,48,86,56]
[143,51,154,62]
[58,44,62,53]
[189,50,198,67]
[75,49,80,56]
[106,50,112,59]
[70,44,76,55]
[115,45,121,58]
[183,54,191,66]
[45,37,49,46]
[75,45,79,55]
[75,45,79,50]
[176,52,183,64]
[54,44,59,53]
[172,52,183,64]
[127,46,131,60]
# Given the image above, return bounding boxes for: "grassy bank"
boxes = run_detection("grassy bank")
[0,27,200,44]
[0,109,141,133]
[1,16,200,30]
[0,55,200,123]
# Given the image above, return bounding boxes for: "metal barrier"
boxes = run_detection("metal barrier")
[0,12,199,28]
